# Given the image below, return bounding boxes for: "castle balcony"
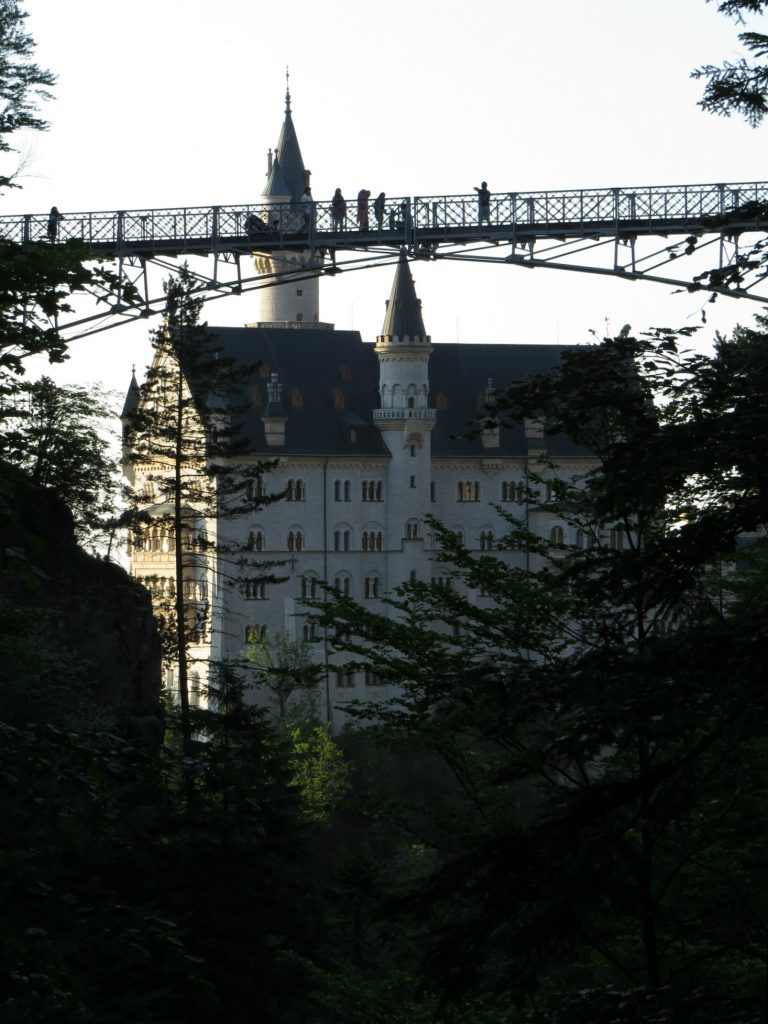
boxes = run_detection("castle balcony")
[373,407,436,424]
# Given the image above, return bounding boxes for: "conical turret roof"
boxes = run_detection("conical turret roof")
[263,156,291,200]
[380,251,427,339]
[120,370,140,420]
[266,83,307,203]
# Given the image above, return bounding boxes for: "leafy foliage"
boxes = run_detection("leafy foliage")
[693,0,768,126]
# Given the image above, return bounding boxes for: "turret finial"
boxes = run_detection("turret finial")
[285,66,291,114]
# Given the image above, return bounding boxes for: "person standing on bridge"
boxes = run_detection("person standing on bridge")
[331,188,347,232]
[374,192,386,229]
[357,189,371,230]
[47,205,63,242]
[473,181,491,229]
[302,185,315,232]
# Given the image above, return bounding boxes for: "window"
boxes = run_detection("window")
[302,622,319,642]
[259,364,270,378]
[287,530,304,552]
[362,480,383,502]
[244,579,267,600]
[436,391,447,411]
[334,669,355,688]
[334,574,351,596]
[430,481,436,503]
[286,478,305,501]
[364,575,381,599]
[364,668,381,687]
[334,528,351,551]
[246,529,264,551]
[409,443,416,455]
[458,481,480,502]
[609,527,624,550]
[362,530,383,551]
[480,530,494,550]
[405,520,419,540]
[550,526,565,545]
[246,477,266,501]
[291,389,303,409]
[245,623,266,644]
[333,388,345,411]
[334,479,351,502]
[301,575,318,599]
[432,575,454,590]
[407,397,415,410]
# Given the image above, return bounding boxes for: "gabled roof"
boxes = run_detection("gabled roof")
[380,251,428,340]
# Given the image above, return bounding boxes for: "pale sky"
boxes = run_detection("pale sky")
[6,0,768,400]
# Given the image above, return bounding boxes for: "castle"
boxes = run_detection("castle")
[123,87,597,728]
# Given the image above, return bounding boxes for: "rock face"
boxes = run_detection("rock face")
[0,462,162,720]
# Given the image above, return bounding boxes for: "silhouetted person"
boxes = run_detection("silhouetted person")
[474,181,491,228]
[301,185,315,231]
[357,188,370,230]
[374,192,385,228]
[47,206,63,242]
[245,212,267,234]
[331,188,346,231]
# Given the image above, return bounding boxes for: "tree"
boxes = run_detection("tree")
[693,0,768,126]
[124,265,283,765]
[0,0,55,191]
[309,323,768,1021]
[0,375,122,547]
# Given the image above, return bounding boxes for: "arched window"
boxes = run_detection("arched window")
[407,396,415,409]
[364,668,381,687]
[610,527,624,550]
[244,579,267,600]
[405,519,419,540]
[334,573,351,596]
[286,478,305,501]
[291,388,303,410]
[247,529,265,552]
[333,388,345,411]
[302,622,318,642]
[364,575,381,599]
[246,477,266,501]
[436,391,447,411]
[480,530,494,550]
[334,669,355,688]
[245,623,266,644]
[301,575,318,599]
[550,525,565,545]
[458,481,480,502]
[334,528,351,552]
[287,529,304,552]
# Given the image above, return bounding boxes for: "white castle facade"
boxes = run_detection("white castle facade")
[124,89,598,729]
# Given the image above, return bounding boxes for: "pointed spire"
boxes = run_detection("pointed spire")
[120,369,140,421]
[380,251,428,340]
[261,75,308,203]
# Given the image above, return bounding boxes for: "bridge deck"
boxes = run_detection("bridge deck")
[2,181,767,259]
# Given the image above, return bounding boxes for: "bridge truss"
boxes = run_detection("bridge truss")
[2,179,767,340]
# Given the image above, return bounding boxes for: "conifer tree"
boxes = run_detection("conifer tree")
[124,265,283,761]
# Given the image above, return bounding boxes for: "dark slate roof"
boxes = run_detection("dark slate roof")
[271,89,307,203]
[263,157,291,200]
[428,343,588,458]
[188,326,590,460]
[120,371,140,420]
[380,251,427,339]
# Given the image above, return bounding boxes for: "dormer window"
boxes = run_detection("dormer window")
[291,388,303,409]
[333,388,345,411]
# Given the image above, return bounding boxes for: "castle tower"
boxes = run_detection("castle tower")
[373,252,436,553]
[251,79,326,327]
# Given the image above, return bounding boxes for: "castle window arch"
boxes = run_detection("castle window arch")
[334,572,352,596]
[479,529,494,550]
[334,525,352,551]
[301,573,319,600]
[550,525,565,546]
[364,573,382,599]
[287,528,304,552]
[405,519,419,540]
[458,481,480,502]
[246,528,265,551]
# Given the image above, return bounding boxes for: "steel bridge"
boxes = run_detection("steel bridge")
[3,179,768,338]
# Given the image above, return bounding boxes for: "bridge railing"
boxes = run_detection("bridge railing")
[1,181,766,251]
